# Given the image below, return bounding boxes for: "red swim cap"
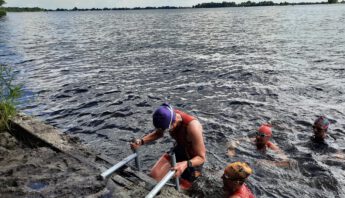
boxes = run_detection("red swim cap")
[258,124,272,137]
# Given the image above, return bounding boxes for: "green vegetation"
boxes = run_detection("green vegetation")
[1,1,341,13]
[53,6,182,11]
[0,65,22,131]
[4,7,44,12]
[193,1,328,8]
[0,0,6,17]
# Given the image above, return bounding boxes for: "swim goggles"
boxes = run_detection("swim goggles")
[221,174,243,182]
[255,132,268,137]
[166,104,174,131]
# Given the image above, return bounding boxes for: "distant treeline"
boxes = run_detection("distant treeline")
[3,7,45,12]
[2,1,345,13]
[50,6,186,12]
[2,6,187,12]
[193,1,330,8]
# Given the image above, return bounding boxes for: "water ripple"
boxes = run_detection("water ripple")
[1,6,345,198]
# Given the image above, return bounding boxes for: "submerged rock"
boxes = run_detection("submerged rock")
[188,169,224,198]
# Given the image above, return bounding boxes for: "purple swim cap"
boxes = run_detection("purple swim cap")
[314,116,330,129]
[152,103,176,130]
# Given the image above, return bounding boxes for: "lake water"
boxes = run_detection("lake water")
[1,5,345,197]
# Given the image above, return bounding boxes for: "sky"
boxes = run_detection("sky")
[5,0,316,9]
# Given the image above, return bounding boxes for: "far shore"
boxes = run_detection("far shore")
[2,1,345,13]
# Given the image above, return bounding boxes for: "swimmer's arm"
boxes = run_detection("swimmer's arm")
[227,137,254,157]
[267,142,289,160]
[188,120,207,167]
[264,142,294,167]
[141,129,164,144]
[256,159,296,168]
[332,151,345,160]
[227,140,239,157]
[267,142,279,150]
[268,143,284,154]
[130,129,164,149]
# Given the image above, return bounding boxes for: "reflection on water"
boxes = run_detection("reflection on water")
[1,5,345,197]
[28,181,48,190]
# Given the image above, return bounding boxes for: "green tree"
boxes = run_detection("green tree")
[0,0,6,16]
[0,65,22,131]
[328,0,338,3]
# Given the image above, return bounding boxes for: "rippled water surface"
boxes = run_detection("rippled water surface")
[1,5,345,197]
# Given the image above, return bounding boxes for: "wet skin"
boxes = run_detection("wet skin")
[222,174,243,195]
[130,112,206,179]
[255,132,271,150]
[313,124,327,142]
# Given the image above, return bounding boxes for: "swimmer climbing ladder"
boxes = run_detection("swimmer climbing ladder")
[145,152,180,198]
[100,149,180,197]
[10,115,182,198]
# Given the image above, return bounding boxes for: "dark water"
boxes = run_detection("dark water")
[1,5,345,197]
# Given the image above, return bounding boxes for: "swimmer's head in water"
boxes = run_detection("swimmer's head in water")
[222,162,253,193]
[313,116,329,141]
[223,162,253,181]
[257,124,272,137]
[314,116,329,129]
[255,124,272,149]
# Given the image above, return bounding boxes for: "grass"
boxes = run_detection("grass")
[0,65,21,131]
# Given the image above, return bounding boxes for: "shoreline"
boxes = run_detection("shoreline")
[0,113,186,197]
[3,2,344,12]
